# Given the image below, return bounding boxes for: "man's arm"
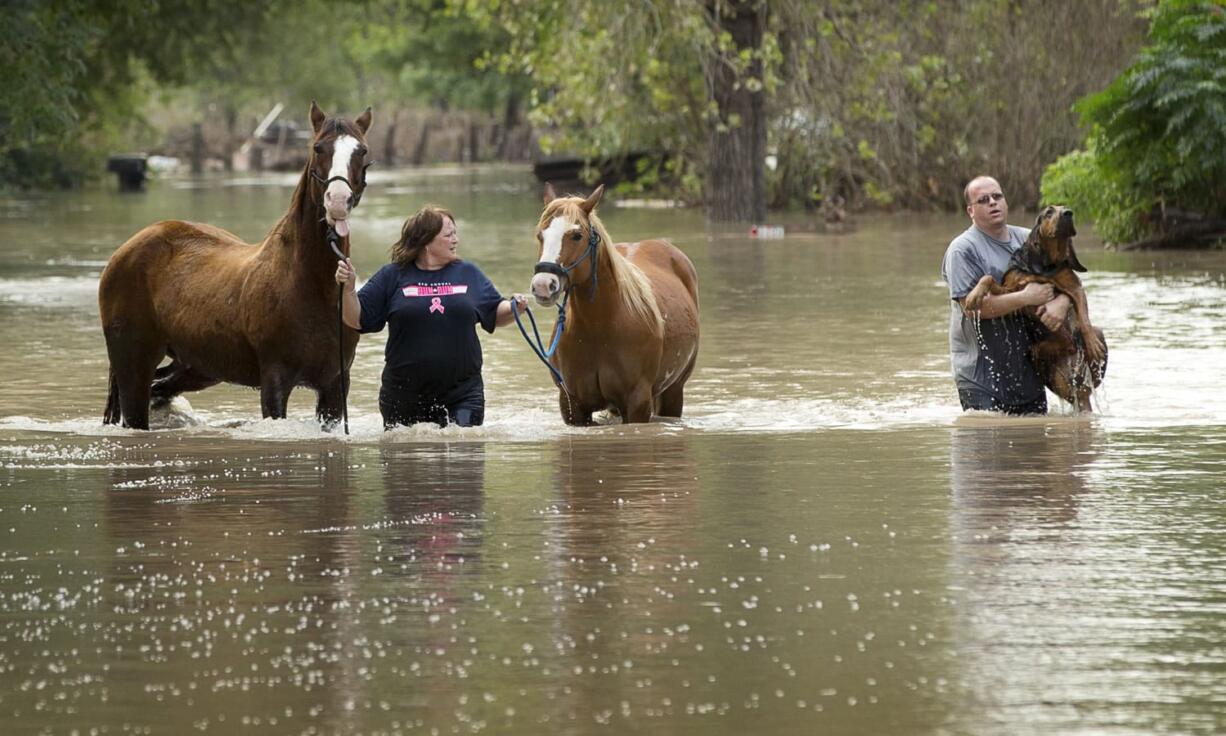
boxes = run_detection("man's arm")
[959,282,1055,319]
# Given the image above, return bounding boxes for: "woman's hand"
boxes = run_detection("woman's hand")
[335,258,357,291]
[495,293,531,328]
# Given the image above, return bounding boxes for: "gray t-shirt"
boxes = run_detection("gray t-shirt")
[940,224,1044,405]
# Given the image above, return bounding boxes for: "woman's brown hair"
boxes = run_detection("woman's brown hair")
[390,205,454,267]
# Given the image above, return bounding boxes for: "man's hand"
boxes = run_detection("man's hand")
[1019,282,1055,307]
[1034,293,1071,331]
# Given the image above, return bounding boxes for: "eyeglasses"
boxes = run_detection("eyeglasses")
[972,192,1006,205]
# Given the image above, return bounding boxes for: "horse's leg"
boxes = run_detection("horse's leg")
[657,354,697,418]
[621,385,655,424]
[558,390,592,426]
[150,362,219,407]
[103,324,165,430]
[103,370,121,425]
[260,367,294,420]
[314,373,346,430]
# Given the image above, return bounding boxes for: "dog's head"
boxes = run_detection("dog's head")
[1026,205,1085,273]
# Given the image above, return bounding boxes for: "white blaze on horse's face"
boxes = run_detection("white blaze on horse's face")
[532,215,577,305]
[324,135,361,225]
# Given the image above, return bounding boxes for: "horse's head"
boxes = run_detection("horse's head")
[532,183,605,305]
[308,101,373,237]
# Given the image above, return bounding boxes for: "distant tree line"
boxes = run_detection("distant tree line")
[8,0,1198,235]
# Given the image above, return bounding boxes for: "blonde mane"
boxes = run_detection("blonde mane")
[538,198,664,331]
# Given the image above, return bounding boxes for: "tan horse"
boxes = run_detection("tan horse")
[98,102,372,429]
[530,184,700,424]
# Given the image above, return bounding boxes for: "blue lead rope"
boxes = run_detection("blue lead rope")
[512,291,568,389]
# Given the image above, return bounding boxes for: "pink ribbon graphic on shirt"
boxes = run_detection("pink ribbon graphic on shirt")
[429,297,445,314]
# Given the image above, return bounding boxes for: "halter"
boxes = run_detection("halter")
[311,161,373,209]
[533,225,601,301]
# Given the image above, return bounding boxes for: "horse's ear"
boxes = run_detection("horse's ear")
[309,101,326,134]
[355,106,372,135]
[543,182,558,204]
[580,184,605,214]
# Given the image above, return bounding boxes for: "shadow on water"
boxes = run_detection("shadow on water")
[377,441,487,587]
[546,433,699,557]
[950,419,1098,529]
[537,434,701,724]
[100,442,360,731]
[943,420,1141,731]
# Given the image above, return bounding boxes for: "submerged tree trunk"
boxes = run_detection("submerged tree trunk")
[383,109,399,166]
[411,122,430,166]
[705,0,767,223]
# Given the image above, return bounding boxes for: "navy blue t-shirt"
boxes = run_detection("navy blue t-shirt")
[357,260,503,395]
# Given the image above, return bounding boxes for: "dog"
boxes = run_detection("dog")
[963,206,1107,412]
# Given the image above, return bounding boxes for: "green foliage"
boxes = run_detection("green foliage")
[1042,143,1150,245]
[770,0,1146,211]
[360,0,529,116]
[1043,0,1226,244]
[0,0,283,188]
[2,0,1152,213]
[458,0,773,202]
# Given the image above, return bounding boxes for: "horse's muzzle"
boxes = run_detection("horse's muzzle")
[324,182,355,224]
[531,272,561,305]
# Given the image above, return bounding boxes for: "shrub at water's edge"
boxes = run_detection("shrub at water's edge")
[1042,0,1226,249]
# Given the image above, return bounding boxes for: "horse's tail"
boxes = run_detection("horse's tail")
[103,368,120,425]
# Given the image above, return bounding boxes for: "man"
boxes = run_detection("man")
[941,175,1072,414]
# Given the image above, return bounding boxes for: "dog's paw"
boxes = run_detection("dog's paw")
[1083,333,1106,363]
[963,288,985,313]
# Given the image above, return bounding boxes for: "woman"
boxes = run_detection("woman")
[334,205,528,428]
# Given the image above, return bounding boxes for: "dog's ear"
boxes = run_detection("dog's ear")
[1067,239,1088,272]
[1023,222,1044,254]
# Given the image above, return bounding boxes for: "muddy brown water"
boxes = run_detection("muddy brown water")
[0,166,1223,734]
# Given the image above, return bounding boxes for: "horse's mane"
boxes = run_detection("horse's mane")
[539,199,663,331]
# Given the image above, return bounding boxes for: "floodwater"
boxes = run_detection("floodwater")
[0,166,1223,734]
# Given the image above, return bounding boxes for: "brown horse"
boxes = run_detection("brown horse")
[98,102,372,429]
[530,184,700,425]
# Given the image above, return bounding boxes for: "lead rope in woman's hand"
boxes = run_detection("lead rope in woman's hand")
[326,227,349,435]
[511,294,567,389]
